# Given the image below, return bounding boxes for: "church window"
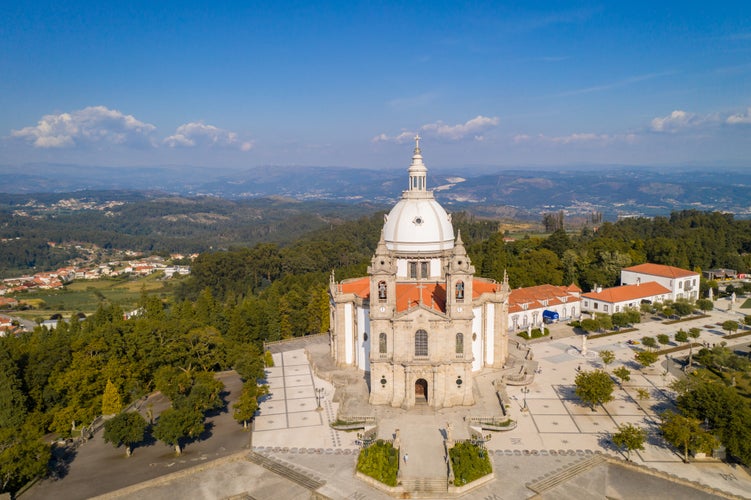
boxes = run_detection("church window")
[415,329,428,357]
[409,262,418,279]
[420,261,429,278]
[379,333,387,354]
[455,333,464,354]
[378,281,387,300]
[456,281,464,301]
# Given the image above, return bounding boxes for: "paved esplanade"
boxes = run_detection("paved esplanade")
[27,297,751,499]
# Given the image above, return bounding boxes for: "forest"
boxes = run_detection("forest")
[1,208,751,493]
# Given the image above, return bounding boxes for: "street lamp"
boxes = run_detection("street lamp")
[521,386,530,412]
[315,387,325,410]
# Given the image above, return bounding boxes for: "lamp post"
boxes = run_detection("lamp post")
[315,387,325,410]
[521,386,530,412]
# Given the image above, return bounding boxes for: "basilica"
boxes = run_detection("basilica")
[329,138,510,409]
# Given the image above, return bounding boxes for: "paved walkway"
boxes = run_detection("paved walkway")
[25,298,751,499]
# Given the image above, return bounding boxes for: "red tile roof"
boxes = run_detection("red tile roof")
[508,284,580,313]
[582,281,671,303]
[396,283,446,313]
[339,277,370,298]
[623,263,697,279]
[338,277,502,314]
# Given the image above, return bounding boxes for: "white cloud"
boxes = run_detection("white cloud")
[513,132,638,146]
[421,115,499,140]
[164,122,253,151]
[650,110,705,132]
[11,106,156,148]
[373,115,499,143]
[726,107,751,125]
[549,133,610,144]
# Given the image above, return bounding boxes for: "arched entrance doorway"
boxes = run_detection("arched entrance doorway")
[415,378,428,404]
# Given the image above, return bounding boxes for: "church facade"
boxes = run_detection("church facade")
[329,138,510,409]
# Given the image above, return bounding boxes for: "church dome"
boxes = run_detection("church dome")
[382,137,455,253]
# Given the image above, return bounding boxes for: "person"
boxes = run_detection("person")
[404,453,408,464]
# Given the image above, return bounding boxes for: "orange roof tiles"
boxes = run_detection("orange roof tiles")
[508,284,580,313]
[339,277,502,314]
[338,277,370,298]
[582,281,671,303]
[623,263,697,279]
[396,283,446,313]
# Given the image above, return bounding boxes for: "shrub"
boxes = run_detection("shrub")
[356,439,398,486]
[450,441,492,486]
[657,334,670,345]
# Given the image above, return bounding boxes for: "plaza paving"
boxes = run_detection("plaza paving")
[26,298,751,499]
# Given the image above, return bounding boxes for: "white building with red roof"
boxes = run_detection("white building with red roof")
[620,263,699,301]
[581,281,672,315]
[508,284,582,331]
[330,138,510,409]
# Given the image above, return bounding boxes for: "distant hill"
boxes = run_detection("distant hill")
[1,163,749,219]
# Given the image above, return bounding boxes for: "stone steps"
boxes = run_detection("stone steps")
[246,451,326,492]
[526,454,606,494]
[401,477,448,493]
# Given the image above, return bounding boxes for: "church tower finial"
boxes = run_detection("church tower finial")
[408,135,427,194]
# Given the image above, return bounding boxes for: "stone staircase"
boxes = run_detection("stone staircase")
[401,477,448,494]
[246,451,326,492]
[526,454,606,494]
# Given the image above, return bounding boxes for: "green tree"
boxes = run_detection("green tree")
[721,320,739,336]
[687,327,701,367]
[674,329,688,343]
[641,336,657,350]
[624,308,641,325]
[103,411,148,457]
[153,407,205,456]
[657,334,670,345]
[580,318,599,333]
[0,425,50,494]
[611,423,646,460]
[233,382,268,429]
[101,379,122,415]
[660,410,718,463]
[635,350,659,368]
[613,366,631,385]
[599,350,615,365]
[595,313,613,331]
[673,300,694,317]
[0,348,27,429]
[574,370,615,410]
[695,298,713,313]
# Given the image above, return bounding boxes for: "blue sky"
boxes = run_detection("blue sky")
[1,1,750,169]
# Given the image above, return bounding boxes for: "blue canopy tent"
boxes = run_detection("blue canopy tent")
[542,310,559,323]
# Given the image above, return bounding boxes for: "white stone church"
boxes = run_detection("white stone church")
[329,138,510,409]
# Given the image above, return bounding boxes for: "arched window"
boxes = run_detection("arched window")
[455,333,464,354]
[379,332,387,354]
[415,329,428,357]
[455,280,465,300]
[378,281,387,300]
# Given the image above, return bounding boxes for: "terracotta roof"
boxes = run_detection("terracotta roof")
[508,284,580,313]
[472,279,502,299]
[338,277,370,298]
[623,263,697,279]
[396,283,446,313]
[564,283,582,293]
[339,277,501,314]
[582,281,671,303]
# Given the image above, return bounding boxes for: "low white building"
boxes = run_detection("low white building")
[620,263,699,301]
[581,281,672,315]
[508,284,582,331]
